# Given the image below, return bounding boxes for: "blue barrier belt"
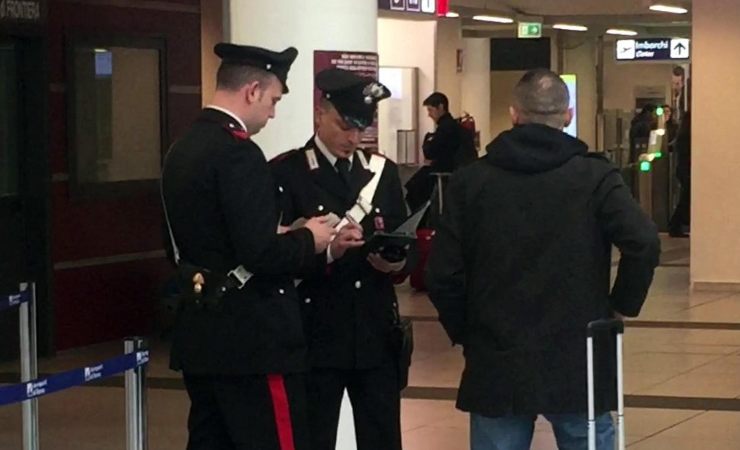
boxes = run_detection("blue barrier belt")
[0,289,31,313]
[0,350,149,407]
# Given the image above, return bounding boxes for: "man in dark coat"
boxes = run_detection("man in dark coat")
[426,69,661,450]
[161,43,336,450]
[422,92,472,173]
[669,111,691,237]
[405,92,476,212]
[629,104,657,163]
[270,68,409,450]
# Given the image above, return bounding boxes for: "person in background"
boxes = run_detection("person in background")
[629,104,657,163]
[421,92,476,173]
[405,92,476,213]
[669,111,691,238]
[663,104,679,150]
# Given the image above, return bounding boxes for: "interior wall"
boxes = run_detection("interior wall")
[200,0,223,105]
[562,35,597,149]
[229,0,378,159]
[489,71,523,140]
[461,38,491,152]
[378,17,437,151]
[603,41,674,113]
[435,17,463,116]
[691,0,740,289]
[488,33,559,146]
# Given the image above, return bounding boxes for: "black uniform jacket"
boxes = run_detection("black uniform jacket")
[162,108,319,375]
[271,138,408,370]
[423,113,461,173]
[426,124,661,417]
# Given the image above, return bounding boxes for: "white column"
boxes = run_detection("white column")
[226,3,378,447]
[691,0,740,290]
[461,38,491,154]
[227,0,378,159]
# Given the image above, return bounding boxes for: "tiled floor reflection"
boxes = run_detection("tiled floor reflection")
[2,236,740,449]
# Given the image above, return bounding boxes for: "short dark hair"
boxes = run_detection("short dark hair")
[423,92,449,111]
[672,66,685,77]
[513,69,570,128]
[216,63,274,92]
[641,104,657,114]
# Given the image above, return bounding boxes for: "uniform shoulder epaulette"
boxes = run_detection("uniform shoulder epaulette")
[270,148,300,164]
[221,124,250,141]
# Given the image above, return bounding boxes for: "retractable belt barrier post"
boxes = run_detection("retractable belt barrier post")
[19,283,39,450]
[0,286,150,450]
[0,282,39,450]
[125,337,148,450]
[430,172,451,215]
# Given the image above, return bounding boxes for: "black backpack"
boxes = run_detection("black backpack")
[454,114,478,168]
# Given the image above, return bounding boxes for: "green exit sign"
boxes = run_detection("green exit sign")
[518,22,542,39]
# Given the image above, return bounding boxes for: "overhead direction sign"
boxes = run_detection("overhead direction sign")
[616,38,690,62]
[670,38,690,59]
[380,0,436,14]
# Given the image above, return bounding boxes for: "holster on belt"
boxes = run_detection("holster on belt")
[175,262,235,311]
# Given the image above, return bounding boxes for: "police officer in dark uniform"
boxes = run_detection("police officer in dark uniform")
[270,68,408,450]
[161,43,337,450]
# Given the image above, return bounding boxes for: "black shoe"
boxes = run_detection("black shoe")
[669,229,689,238]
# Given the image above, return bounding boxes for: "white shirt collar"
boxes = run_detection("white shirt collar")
[315,134,352,170]
[205,105,248,132]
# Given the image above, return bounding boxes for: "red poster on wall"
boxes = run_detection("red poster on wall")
[314,50,380,149]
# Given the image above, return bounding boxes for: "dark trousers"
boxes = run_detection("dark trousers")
[306,365,402,450]
[670,178,691,231]
[183,373,310,450]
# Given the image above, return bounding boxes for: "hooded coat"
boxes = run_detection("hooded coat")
[426,124,660,417]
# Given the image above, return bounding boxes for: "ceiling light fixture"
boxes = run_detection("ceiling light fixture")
[606,29,638,36]
[649,4,689,14]
[553,24,589,32]
[445,11,460,18]
[472,15,514,24]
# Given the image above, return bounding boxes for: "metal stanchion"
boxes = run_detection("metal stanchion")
[19,282,39,450]
[125,337,148,450]
[431,173,450,215]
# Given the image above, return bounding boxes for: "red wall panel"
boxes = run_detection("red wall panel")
[48,0,201,349]
[54,258,174,349]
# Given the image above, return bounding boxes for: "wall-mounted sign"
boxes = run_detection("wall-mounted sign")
[379,0,436,15]
[616,38,691,62]
[0,0,46,25]
[518,22,542,39]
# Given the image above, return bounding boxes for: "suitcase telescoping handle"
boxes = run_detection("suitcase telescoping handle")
[586,319,625,450]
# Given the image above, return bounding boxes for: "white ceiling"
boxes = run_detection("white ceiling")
[450,0,692,35]
[450,0,691,17]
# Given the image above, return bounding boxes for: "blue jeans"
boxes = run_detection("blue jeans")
[471,412,615,450]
